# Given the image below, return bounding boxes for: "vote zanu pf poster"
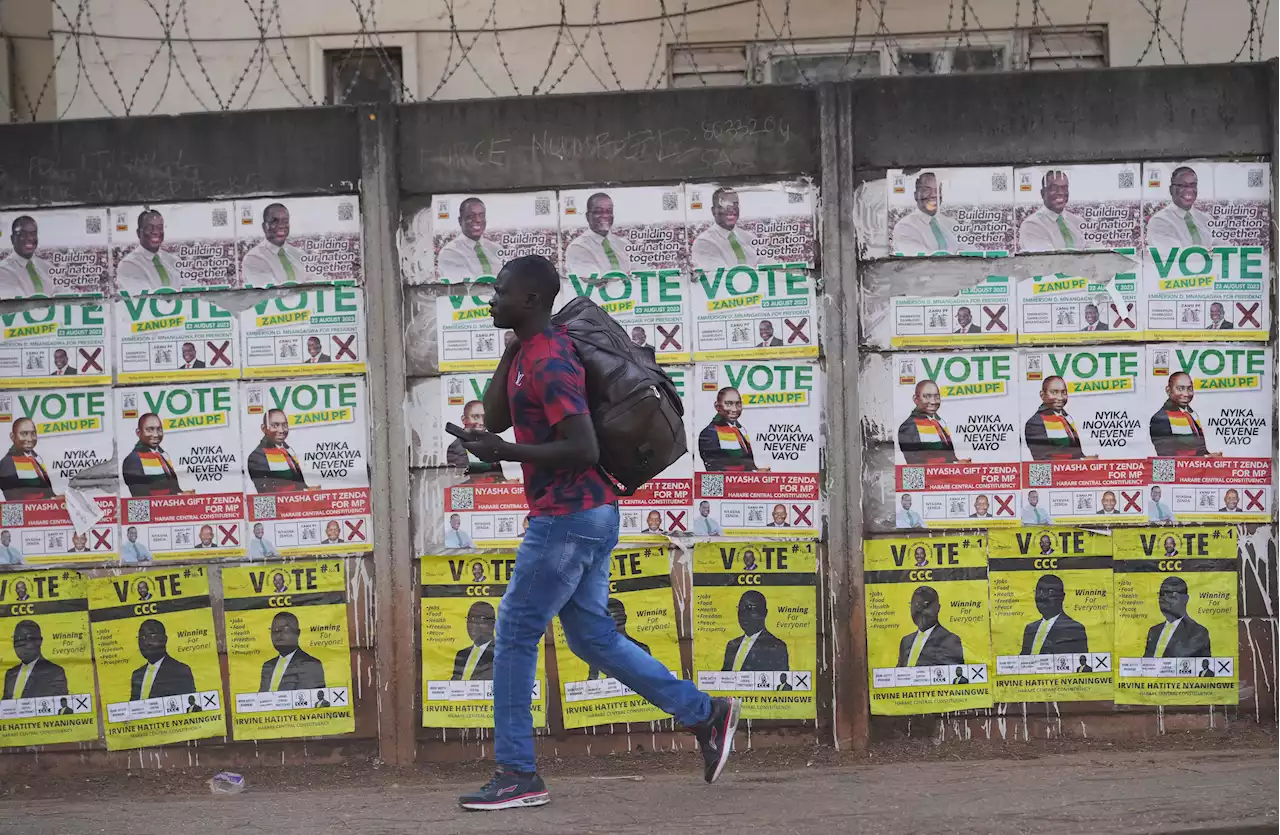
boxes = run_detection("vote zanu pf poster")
[88,567,225,750]
[865,535,993,714]
[223,562,354,740]
[692,541,817,720]
[1112,526,1238,705]
[0,570,98,746]
[551,546,682,729]
[420,554,546,728]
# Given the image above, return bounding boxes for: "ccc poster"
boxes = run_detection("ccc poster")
[223,562,354,740]
[88,567,225,750]
[552,546,682,729]
[0,570,98,746]
[419,554,546,728]
[865,535,992,714]
[692,541,816,720]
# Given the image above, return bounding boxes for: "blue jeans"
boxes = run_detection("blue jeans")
[493,503,711,772]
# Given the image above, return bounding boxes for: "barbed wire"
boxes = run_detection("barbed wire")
[0,0,1273,121]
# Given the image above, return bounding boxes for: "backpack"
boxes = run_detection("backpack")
[550,297,687,496]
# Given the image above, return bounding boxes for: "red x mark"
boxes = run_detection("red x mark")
[1244,490,1264,511]
[218,525,239,545]
[1121,491,1141,512]
[666,511,687,532]
[345,520,366,541]
[983,306,1008,332]
[657,325,682,350]
[333,334,357,360]
[1111,303,1136,329]
[1236,302,1260,328]
[79,347,103,373]
[995,494,1014,515]
[207,341,232,366]
[91,529,111,549]
[792,505,812,526]
[785,318,810,344]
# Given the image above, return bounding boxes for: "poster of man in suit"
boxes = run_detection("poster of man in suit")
[884,168,1013,258]
[110,203,238,294]
[0,302,112,389]
[0,209,110,300]
[237,197,362,288]
[240,285,368,378]
[114,292,239,384]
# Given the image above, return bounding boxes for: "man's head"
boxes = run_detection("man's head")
[1027,489,1040,507]
[1223,488,1240,510]
[646,510,661,530]
[973,494,990,516]
[1101,491,1117,513]
[1164,536,1178,555]
[1041,170,1070,213]
[900,494,913,510]
[1040,376,1068,411]
[449,513,462,531]
[0,530,9,546]
[137,618,168,662]
[13,581,27,599]
[955,307,973,329]
[913,545,927,566]
[1039,534,1053,553]
[1169,166,1199,211]
[198,525,214,546]
[698,500,711,518]
[743,550,758,569]
[466,601,495,644]
[10,216,38,259]
[273,572,287,592]
[913,173,940,216]
[1209,302,1225,324]
[771,504,787,525]
[325,521,340,542]
[137,210,165,253]
[136,579,150,598]
[605,597,628,632]
[253,522,265,539]
[10,417,38,453]
[1201,659,1211,670]
[1081,655,1089,666]
[307,336,323,357]
[955,666,964,677]
[270,611,301,655]
[137,413,164,450]
[263,409,290,444]
[909,586,941,631]
[1084,304,1100,326]
[1034,574,1066,618]
[471,562,484,581]
[912,380,941,417]
[737,589,767,634]
[630,326,646,346]
[711,188,740,231]
[12,620,42,664]
[455,400,485,434]
[1167,372,1195,408]
[1151,486,1162,503]
[458,198,487,241]
[53,348,69,370]
[489,255,559,331]
[714,387,743,422]
[317,690,325,700]
[262,203,290,246]
[1158,576,1190,620]
[181,342,197,365]
[585,192,614,236]
[759,320,775,343]
[71,532,87,551]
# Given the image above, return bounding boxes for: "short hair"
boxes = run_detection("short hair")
[501,255,560,309]
[914,172,937,190]
[956,306,972,315]
[1036,574,1065,594]
[467,601,495,619]
[272,610,300,628]
[585,192,611,212]
[137,209,162,228]
[199,524,213,534]
[1041,170,1069,187]
[911,585,939,606]
[1102,491,1116,501]
[181,341,196,350]
[11,216,34,234]
[264,408,287,426]
[913,379,939,397]
[13,619,40,637]
[716,386,740,402]
[1170,165,1196,182]
[739,589,766,607]
[711,187,738,207]
[262,203,287,223]
[1160,576,1189,596]
[459,197,485,216]
[1041,375,1065,393]
[139,617,165,635]
[1084,303,1099,312]
[1167,371,1193,388]
[137,412,161,430]
[11,417,35,433]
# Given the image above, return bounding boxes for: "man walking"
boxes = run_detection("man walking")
[456,255,740,811]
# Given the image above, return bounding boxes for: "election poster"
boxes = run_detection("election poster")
[892,352,1020,529]
[988,528,1113,702]
[865,535,992,714]
[1018,347,1153,525]
[116,383,245,561]
[437,287,523,372]
[0,387,117,565]
[551,546,682,729]
[559,185,685,278]
[88,566,225,749]
[1141,161,1271,341]
[692,362,820,538]
[1014,164,1142,254]
[241,377,372,556]
[690,262,818,361]
[0,302,112,388]
[110,202,238,295]
[557,273,691,364]
[889,275,1014,348]
[1113,526,1238,705]
[1146,344,1273,523]
[619,366,693,543]
[686,182,815,273]
[236,196,363,289]
[115,292,240,383]
[240,285,368,378]
[431,191,559,284]
[420,553,547,728]
[1016,271,1142,343]
[223,562,354,740]
[692,541,816,720]
[0,209,111,300]
[0,570,98,746]
[438,372,522,550]
[886,168,1014,258]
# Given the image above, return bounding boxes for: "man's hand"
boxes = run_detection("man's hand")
[462,432,508,463]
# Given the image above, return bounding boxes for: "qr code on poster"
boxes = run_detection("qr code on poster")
[338,201,355,222]
[1152,458,1176,483]
[1,504,23,527]
[212,208,228,227]
[1028,463,1052,488]
[662,192,679,211]
[126,501,151,524]
[991,172,1008,192]
[452,487,475,510]
[900,467,925,491]
[253,495,278,519]
[700,474,725,498]
[1248,169,1264,188]
[534,196,551,216]
[1118,170,1135,189]
[85,214,102,235]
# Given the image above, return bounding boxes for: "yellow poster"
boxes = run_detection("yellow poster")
[1113,526,1238,705]
[552,546,682,729]
[988,528,1114,702]
[88,567,226,750]
[865,535,992,714]
[223,562,354,740]
[0,571,99,745]
[419,554,546,728]
[692,541,816,720]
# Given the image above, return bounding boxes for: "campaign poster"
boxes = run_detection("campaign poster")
[690,263,818,361]
[557,275,690,364]
[686,182,815,273]
[619,366,693,543]
[223,562,354,740]
[115,293,240,384]
[419,553,547,728]
[559,184,684,276]
[892,352,1019,529]
[431,191,558,284]
[865,535,992,715]
[886,168,1014,258]
[0,570,98,746]
[436,287,519,372]
[1141,161,1271,341]
[0,302,112,388]
[241,377,372,556]
[116,383,244,561]
[692,362,820,538]
[236,196,363,289]
[0,209,110,300]
[1016,271,1142,343]
[1014,164,1142,254]
[240,285,368,378]
[1146,344,1273,523]
[438,372,522,550]
[988,528,1113,702]
[0,388,117,565]
[889,275,1014,348]
[1113,526,1238,705]
[110,202,238,295]
[1018,347,1152,525]
[88,566,225,749]
[551,546,682,729]
[692,541,816,720]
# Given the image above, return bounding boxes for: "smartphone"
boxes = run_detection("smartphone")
[444,422,473,440]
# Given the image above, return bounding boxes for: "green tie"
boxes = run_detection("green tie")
[1031,620,1052,654]
[153,254,171,287]
[277,248,296,281]
[270,656,288,691]
[1182,212,1202,245]
[1154,622,1176,657]
[929,217,947,250]
[727,232,747,265]
[1055,215,1076,250]
[601,237,620,270]
[907,632,927,665]
[141,663,158,699]
[13,664,32,699]
[25,260,44,294]
[474,241,493,274]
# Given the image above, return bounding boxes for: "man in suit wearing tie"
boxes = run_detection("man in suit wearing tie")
[722,590,789,673]
[1148,485,1175,523]
[1144,576,1211,658]
[0,418,56,501]
[586,598,652,679]
[452,601,496,681]
[1146,166,1224,249]
[436,197,504,281]
[891,172,960,256]
[698,387,766,472]
[3,621,68,699]
[564,192,633,278]
[1021,489,1051,525]
[247,409,312,493]
[1081,303,1109,332]
[122,413,189,497]
[1020,574,1089,655]
[1219,488,1243,513]
[242,203,320,286]
[178,342,206,370]
[115,209,184,295]
[304,336,332,364]
[1098,491,1120,515]
[692,188,759,271]
[51,348,78,377]
[953,306,980,334]
[130,619,196,700]
[1018,170,1088,252]
[0,530,24,565]
[260,611,327,692]
[1149,372,1219,458]
[896,493,923,528]
[757,320,783,348]
[0,216,54,298]
[1206,302,1234,330]
[897,586,965,667]
[1025,376,1093,462]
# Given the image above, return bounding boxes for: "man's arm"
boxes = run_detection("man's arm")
[466,413,599,469]
[481,340,520,434]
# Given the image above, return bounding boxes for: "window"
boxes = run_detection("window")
[669,44,750,88]
[324,48,404,105]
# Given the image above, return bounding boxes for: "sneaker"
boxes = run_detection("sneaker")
[691,696,741,784]
[458,771,550,811]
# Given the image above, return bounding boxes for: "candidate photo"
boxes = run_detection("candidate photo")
[442,513,476,549]
[586,598,652,680]
[897,585,964,667]
[131,619,196,699]
[895,493,923,528]
[698,386,765,472]
[1020,575,1089,655]
[1024,376,1091,461]
[0,216,55,298]
[1144,576,1211,658]
[897,380,965,465]
[564,192,633,276]
[1205,302,1234,330]
[261,611,327,692]
[3,620,69,699]
[242,203,320,285]
[691,500,723,536]
[0,530,24,565]
[1021,489,1052,525]
[304,336,332,364]
[891,172,960,255]
[1081,303,1109,332]
[116,209,184,295]
[437,197,504,280]
[445,399,504,481]
[0,418,57,501]
[51,348,79,377]
[953,306,980,334]
[757,320,783,347]
[1148,485,1175,523]
[247,409,312,493]
[248,522,281,558]
[452,601,495,682]
[1149,372,1216,458]
[122,413,188,497]
[177,342,206,370]
[721,590,789,673]
[692,188,758,270]
[1145,166,1224,248]
[1018,170,1087,252]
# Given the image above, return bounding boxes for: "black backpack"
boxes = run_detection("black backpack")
[550,297,687,496]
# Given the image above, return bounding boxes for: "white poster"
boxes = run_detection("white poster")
[1017,271,1142,343]
[690,264,818,361]
[114,294,239,384]
[557,274,690,365]
[889,275,1015,348]
[437,372,520,549]
[886,168,1014,258]
[686,182,815,272]
[240,285,368,377]
[0,303,112,388]
[110,202,238,295]
[236,196,362,289]
[436,290,516,373]
[1014,164,1142,254]
[431,192,558,284]
[0,209,110,300]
